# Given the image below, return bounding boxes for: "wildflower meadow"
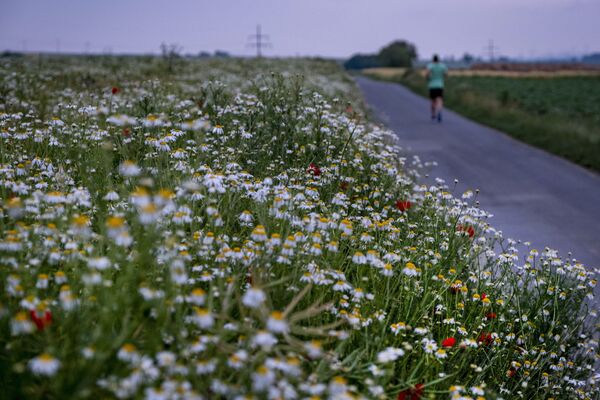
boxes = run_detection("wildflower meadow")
[0,56,598,399]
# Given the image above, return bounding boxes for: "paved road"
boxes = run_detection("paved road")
[356,76,600,269]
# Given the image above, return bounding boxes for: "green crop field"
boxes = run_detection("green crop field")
[372,71,600,172]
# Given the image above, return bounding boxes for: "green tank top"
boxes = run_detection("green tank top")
[427,62,448,89]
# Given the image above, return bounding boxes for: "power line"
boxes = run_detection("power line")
[247,24,271,58]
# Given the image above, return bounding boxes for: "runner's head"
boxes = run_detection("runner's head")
[433,54,439,62]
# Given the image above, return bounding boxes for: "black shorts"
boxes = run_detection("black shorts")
[429,88,444,99]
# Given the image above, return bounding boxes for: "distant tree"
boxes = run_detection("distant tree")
[582,53,600,64]
[160,43,182,73]
[461,53,474,64]
[214,50,230,58]
[377,40,417,68]
[344,53,382,70]
[198,51,211,58]
[0,51,24,58]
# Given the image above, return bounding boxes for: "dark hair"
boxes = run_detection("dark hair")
[433,54,439,62]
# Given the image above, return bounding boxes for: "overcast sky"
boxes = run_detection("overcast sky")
[1,0,599,59]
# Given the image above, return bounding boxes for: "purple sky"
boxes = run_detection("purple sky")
[1,0,599,59]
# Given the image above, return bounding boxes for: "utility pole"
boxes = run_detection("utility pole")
[484,39,499,62]
[247,24,271,58]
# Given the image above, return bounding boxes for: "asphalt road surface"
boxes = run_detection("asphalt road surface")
[356,76,600,270]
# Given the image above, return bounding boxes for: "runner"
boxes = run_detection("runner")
[426,54,448,122]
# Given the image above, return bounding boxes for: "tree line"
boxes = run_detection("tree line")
[344,40,417,70]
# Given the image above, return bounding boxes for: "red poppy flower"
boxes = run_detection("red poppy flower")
[30,309,52,331]
[478,332,493,346]
[481,292,487,300]
[486,312,497,320]
[397,384,424,400]
[441,337,456,348]
[307,163,321,177]
[456,224,475,238]
[111,87,120,95]
[395,200,411,212]
[122,128,130,137]
[340,181,349,191]
[507,368,517,378]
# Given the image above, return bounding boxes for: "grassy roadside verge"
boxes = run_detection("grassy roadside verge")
[364,69,600,172]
